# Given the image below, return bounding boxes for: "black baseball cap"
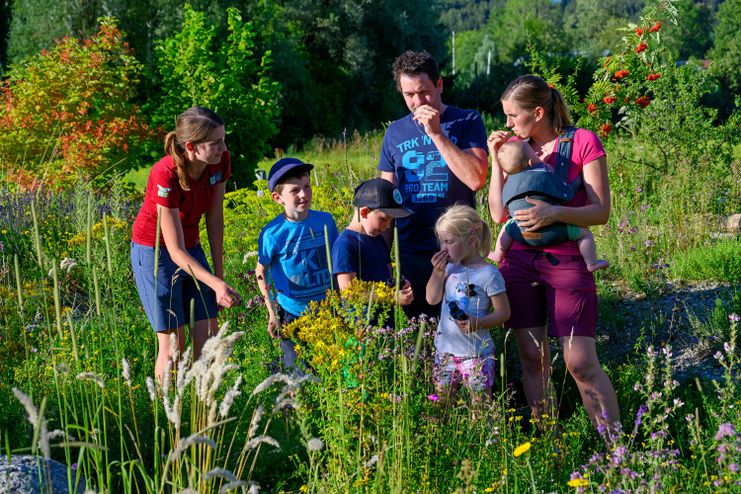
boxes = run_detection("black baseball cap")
[353,178,413,218]
[267,157,314,192]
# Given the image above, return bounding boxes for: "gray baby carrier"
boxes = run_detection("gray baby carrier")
[501,127,583,247]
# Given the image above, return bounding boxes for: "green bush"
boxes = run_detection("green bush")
[0,18,149,190]
[152,4,280,189]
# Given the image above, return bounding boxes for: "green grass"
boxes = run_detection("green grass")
[670,238,741,283]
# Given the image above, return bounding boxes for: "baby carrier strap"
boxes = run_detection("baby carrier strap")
[554,126,582,191]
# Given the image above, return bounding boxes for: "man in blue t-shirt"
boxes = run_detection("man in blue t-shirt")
[378,50,488,318]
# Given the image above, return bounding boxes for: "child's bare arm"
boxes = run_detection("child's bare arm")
[460,293,511,332]
[336,272,356,292]
[255,262,280,338]
[477,293,511,329]
[426,251,448,305]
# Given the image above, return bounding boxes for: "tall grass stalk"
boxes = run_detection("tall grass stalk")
[51,262,63,340]
[324,224,333,291]
[103,214,113,277]
[92,266,101,317]
[85,191,93,268]
[30,198,43,268]
[65,311,79,361]
[14,253,29,359]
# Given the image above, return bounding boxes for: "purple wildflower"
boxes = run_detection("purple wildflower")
[715,422,735,441]
[635,404,648,426]
[427,394,439,402]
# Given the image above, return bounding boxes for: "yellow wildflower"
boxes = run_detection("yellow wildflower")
[567,478,589,488]
[513,441,531,457]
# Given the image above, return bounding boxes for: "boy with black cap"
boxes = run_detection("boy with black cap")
[331,178,414,306]
[256,157,339,375]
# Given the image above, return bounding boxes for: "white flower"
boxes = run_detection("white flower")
[77,372,106,389]
[219,376,243,418]
[60,257,77,273]
[307,437,324,452]
[121,358,131,387]
[248,406,264,439]
[203,467,238,482]
[146,377,156,402]
[220,481,248,494]
[245,435,280,450]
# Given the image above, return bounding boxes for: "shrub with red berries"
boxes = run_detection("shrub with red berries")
[572,3,674,139]
[0,19,151,190]
[635,96,651,108]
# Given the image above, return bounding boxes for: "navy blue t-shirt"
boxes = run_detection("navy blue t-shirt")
[377,106,487,253]
[331,229,391,283]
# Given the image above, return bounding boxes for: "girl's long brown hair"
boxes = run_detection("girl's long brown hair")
[163,107,224,191]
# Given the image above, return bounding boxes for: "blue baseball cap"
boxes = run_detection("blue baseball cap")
[267,157,314,192]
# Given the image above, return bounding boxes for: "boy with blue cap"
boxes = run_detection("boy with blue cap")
[255,157,339,375]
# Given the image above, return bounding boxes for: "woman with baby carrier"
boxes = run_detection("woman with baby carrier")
[487,75,620,433]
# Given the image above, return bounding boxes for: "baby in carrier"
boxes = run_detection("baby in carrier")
[490,140,608,272]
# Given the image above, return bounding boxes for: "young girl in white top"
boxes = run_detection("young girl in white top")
[426,205,511,410]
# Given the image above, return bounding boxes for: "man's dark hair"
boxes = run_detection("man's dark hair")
[392,50,440,90]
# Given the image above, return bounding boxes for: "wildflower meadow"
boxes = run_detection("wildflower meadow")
[1,1,740,493]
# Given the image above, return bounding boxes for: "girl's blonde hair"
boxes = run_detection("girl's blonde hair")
[435,204,492,257]
[163,106,224,191]
[500,74,572,135]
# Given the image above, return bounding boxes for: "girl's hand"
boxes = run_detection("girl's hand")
[487,130,511,165]
[215,281,242,308]
[430,250,449,274]
[397,279,414,306]
[513,197,557,230]
[455,316,479,333]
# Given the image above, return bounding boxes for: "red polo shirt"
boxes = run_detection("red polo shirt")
[132,152,231,248]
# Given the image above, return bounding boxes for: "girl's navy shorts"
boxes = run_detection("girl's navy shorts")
[131,242,217,331]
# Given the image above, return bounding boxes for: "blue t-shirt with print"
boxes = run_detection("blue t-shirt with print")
[258,210,339,316]
[377,106,487,253]
[331,229,391,283]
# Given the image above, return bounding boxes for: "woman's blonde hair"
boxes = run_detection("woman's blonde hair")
[435,204,492,257]
[500,75,572,135]
[163,106,224,191]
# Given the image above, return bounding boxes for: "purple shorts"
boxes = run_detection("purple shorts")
[499,249,597,338]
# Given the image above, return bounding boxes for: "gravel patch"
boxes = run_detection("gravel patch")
[598,281,739,382]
